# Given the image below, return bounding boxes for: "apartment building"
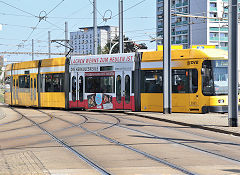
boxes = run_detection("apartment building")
[156,0,236,50]
[70,26,119,55]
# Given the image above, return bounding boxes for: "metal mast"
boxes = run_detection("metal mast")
[32,39,34,61]
[228,0,238,127]
[93,0,98,55]
[163,0,172,114]
[48,31,51,58]
[65,22,68,55]
[119,0,123,53]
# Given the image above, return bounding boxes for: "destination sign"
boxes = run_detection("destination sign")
[71,53,135,65]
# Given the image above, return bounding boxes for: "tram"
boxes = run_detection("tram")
[4,49,238,113]
[69,53,135,110]
[136,49,237,113]
[4,57,68,108]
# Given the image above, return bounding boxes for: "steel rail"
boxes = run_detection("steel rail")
[114,113,240,147]
[87,112,240,165]
[60,111,198,175]
[11,108,111,175]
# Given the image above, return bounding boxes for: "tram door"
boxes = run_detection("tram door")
[70,72,84,108]
[12,77,18,105]
[115,71,132,110]
[77,72,84,108]
[13,78,16,105]
[30,75,37,106]
[30,77,33,106]
[15,78,18,105]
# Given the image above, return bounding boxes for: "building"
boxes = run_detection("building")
[156,0,235,50]
[70,26,119,55]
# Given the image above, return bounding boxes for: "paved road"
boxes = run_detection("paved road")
[1,104,240,174]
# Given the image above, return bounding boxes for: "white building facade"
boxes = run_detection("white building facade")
[156,0,238,50]
[70,26,119,55]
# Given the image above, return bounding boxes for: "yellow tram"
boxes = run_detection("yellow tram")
[4,48,239,113]
[137,49,239,113]
[4,57,67,108]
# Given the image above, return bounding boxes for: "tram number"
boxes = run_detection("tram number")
[190,101,198,106]
[70,67,75,71]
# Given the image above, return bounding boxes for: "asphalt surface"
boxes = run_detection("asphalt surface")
[1,103,240,175]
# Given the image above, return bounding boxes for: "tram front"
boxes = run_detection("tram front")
[201,59,239,113]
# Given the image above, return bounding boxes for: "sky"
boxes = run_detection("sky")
[0,0,156,63]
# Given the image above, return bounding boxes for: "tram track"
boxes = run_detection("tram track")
[54,110,198,175]
[71,111,240,165]
[6,107,240,174]
[10,107,112,175]
[11,108,197,175]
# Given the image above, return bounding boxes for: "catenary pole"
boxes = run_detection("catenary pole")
[228,0,238,127]
[93,0,98,55]
[48,31,51,58]
[65,22,68,55]
[119,0,123,53]
[32,39,34,61]
[163,0,172,114]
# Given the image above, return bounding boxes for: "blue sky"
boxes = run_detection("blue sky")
[0,0,156,63]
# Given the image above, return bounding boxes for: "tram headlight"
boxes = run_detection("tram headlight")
[218,99,224,104]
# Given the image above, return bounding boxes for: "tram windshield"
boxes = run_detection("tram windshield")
[202,60,228,96]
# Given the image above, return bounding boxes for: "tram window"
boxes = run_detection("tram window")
[79,76,83,102]
[53,74,64,92]
[72,76,76,102]
[190,69,198,93]
[85,76,114,93]
[172,69,189,93]
[4,77,11,93]
[116,75,121,103]
[132,71,134,93]
[34,79,36,89]
[141,70,163,93]
[100,66,113,71]
[45,74,53,92]
[19,75,30,92]
[40,74,45,92]
[42,73,64,92]
[141,69,198,94]
[125,75,130,104]
[172,69,198,93]
[202,60,228,96]
[16,79,18,87]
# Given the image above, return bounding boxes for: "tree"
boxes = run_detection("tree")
[102,36,148,54]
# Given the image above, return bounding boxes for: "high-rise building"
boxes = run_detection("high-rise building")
[70,26,119,55]
[156,0,235,50]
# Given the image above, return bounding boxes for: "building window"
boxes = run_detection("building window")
[210,2,217,7]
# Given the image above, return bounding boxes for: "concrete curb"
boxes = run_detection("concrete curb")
[125,112,240,137]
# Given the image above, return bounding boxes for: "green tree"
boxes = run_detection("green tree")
[102,36,148,54]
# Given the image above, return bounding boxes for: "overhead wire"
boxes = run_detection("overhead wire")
[98,0,147,25]
[46,0,65,17]
[0,1,36,17]
[0,22,61,30]
[87,0,104,18]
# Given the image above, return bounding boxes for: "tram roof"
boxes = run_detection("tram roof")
[41,57,66,67]
[11,57,66,70]
[13,60,39,70]
[141,49,228,62]
[5,64,12,71]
